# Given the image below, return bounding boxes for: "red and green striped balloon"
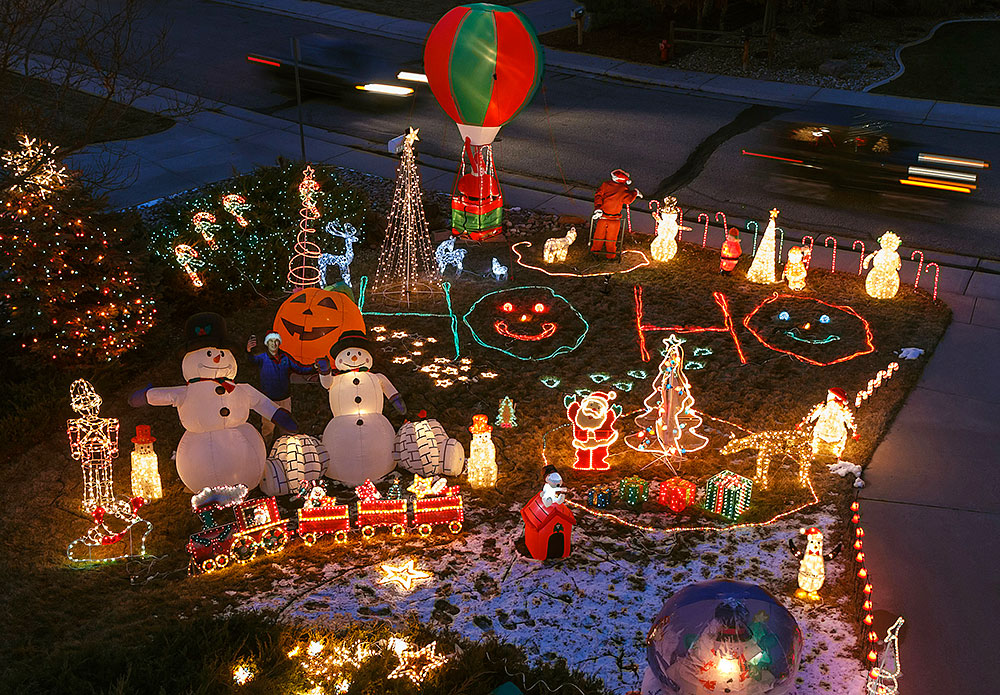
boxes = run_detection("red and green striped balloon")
[424,4,544,136]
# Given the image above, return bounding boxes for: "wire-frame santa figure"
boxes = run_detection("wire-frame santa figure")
[370,128,441,305]
[67,379,130,518]
[627,334,709,473]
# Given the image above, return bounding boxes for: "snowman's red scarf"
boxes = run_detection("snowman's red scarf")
[187,377,236,392]
[333,366,370,375]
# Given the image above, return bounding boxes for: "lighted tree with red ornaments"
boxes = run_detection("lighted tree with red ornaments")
[1,139,155,363]
[631,334,708,461]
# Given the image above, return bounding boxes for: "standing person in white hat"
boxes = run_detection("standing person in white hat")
[246,331,315,441]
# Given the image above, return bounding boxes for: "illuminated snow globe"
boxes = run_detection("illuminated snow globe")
[641,580,802,695]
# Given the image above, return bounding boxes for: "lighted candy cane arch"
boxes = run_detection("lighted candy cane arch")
[222,194,250,227]
[853,240,866,275]
[698,212,709,247]
[714,211,727,247]
[174,244,204,288]
[924,262,940,300]
[192,212,218,247]
[287,165,323,289]
[910,250,924,289]
[801,236,814,269]
[824,235,838,273]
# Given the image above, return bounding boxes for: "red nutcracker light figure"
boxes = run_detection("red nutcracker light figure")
[720,227,742,274]
[591,169,642,259]
[564,391,622,470]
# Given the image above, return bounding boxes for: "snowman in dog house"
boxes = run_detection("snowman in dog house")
[316,330,406,488]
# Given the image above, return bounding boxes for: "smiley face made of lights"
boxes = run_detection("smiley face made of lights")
[463,286,589,360]
[742,294,875,366]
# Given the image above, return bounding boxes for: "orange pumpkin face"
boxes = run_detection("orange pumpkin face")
[272,287,366,365]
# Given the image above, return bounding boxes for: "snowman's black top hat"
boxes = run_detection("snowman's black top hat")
[329,330,372,358]
[184,312,233,353]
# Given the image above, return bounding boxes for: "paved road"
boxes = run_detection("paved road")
[89,0,1000,258]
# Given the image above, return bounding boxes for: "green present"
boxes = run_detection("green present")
[619,475,650,507]
[705,470,753,520]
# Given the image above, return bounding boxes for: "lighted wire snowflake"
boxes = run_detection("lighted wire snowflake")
[2,134,69,198]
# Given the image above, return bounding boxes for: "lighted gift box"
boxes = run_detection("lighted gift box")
[704,470,753,520]
[657,476,696,512]
[586,485,614,509]
[618,476,650,507]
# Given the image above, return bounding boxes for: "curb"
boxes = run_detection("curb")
[864,17,1000,92]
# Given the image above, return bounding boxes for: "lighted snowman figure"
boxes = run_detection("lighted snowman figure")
[129,313,297,492]
[467,414,497,488]
[863,231,903,299]
[650,196,683,262]
[802,387,857,458]
[316,330,405,488]
[789,527,840,601]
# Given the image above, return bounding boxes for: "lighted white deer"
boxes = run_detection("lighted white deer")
[543,226,577,263]
[319,220,360,287]
[435,238,466,276]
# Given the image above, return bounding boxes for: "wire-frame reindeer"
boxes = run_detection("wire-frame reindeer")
[866,616,905,695]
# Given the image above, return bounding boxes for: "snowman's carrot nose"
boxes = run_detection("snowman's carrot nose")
[213,354,221,363]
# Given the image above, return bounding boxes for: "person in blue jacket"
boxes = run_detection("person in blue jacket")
[246,331,314,440]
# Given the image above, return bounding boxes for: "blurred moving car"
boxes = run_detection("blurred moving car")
[742,116,989,195]
[247,33,426,98]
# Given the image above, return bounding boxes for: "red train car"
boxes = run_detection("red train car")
[412,486,464,536]
[297,501,351,545]
[355,497,408,538]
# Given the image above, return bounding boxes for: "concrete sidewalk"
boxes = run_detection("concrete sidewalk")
[211,0,1000,134]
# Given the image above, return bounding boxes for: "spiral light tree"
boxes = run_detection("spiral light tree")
[371,128,441,304]
[287,166,323,289]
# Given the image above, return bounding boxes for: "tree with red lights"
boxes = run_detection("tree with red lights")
[1,141,156,363]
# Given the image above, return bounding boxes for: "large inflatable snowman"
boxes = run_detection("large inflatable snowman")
[316,330,405,488]
[129,313,297,492]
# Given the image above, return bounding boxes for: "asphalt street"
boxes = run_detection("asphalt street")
[89,0,1000,258]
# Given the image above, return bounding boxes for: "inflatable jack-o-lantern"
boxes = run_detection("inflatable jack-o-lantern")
[272,287,366,365]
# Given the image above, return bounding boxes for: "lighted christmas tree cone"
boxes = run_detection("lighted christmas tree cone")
[130,425,162,501]
[371,128,442,305]
[466,414,497,488]
[746,208,780,284]
[862,231,902,299]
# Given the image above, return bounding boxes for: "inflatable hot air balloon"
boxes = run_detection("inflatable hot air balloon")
[424,3,544,240]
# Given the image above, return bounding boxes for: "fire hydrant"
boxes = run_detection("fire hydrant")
[659,39,671,63]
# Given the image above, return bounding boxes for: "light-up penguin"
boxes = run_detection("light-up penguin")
[789,527,841,600]
[316,330,405,487]
[129,313,297,492]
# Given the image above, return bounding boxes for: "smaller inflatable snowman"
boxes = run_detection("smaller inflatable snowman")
[316,330,405,488]
[129,313,297,492]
